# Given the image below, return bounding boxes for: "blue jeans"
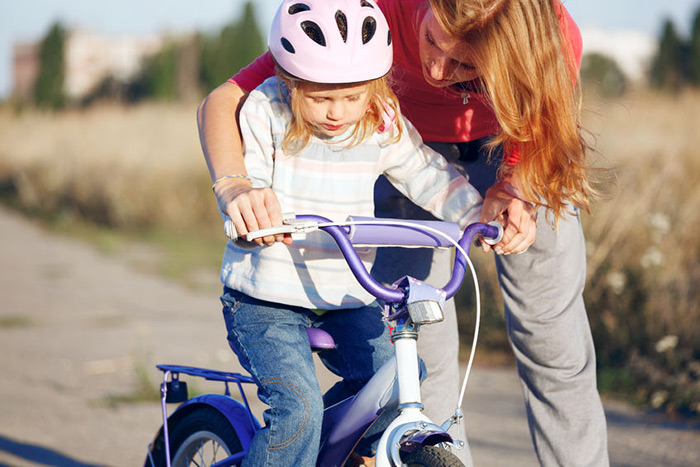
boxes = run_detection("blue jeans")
[221,288,394,467]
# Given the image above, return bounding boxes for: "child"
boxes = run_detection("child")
[214,0,483,465]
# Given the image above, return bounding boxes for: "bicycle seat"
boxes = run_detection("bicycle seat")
[228,328,335,355]
[306,327,335,351]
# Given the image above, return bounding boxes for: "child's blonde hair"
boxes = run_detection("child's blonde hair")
[430,0,594,222]
[276,67,403,155]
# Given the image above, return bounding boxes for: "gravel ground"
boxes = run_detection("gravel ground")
[1,206,699,466]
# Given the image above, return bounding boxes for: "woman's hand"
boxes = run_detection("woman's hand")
[213,178,292,246]
[479,181,537,255]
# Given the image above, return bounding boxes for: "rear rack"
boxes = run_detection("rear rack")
[157,364,255,385]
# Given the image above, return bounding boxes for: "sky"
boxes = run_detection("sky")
[1,0,699,98]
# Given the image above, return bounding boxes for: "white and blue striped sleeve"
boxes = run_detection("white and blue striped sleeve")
[379,117,483,228]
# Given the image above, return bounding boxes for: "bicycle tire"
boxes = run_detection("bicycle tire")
[148,406,243,467]
[401,445,465,467]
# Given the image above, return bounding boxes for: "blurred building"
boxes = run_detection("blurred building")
[12,42,40,100]
[64,30,164,99]
[580,27,657,82]
[12,29,165,101]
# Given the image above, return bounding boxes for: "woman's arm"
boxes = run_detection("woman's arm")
[197,52,275,176]
[197,53,280,245]
[197,81,287,245]
[197,81,249,183]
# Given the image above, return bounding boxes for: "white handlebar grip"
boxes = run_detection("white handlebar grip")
[482,221,504,245]
[223,218,238,241]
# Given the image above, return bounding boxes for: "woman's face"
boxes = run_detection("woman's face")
[418,8,481,87]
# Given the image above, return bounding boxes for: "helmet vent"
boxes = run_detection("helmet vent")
[361,17,377,44]
[360,0,374,8]
[288,3,310,14]
[387,30,392,46]
[281,37,296,54]
[301,21,326,46]
[335,11,348,42]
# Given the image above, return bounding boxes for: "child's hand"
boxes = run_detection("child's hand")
[213,178,292,246]
[479,181,537,255]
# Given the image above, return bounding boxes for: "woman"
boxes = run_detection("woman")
[197,0,608,465]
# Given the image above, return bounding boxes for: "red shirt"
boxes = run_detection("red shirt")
[231,0,582,165]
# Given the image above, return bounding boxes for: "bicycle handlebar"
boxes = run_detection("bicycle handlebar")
[224,213,501,304]
[294,215,502,304]
[344,216,462,247]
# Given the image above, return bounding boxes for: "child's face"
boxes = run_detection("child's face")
[298,82,371,138]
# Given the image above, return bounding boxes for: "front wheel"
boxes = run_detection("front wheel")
[148,406,243,467]
[402,445,465,467]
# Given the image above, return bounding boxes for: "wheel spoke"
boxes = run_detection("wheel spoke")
[197,439,206,465]
[211,440,221,461]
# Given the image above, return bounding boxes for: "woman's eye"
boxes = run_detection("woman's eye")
[458,63,476,71]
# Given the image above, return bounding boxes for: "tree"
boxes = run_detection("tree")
[34,22,66,109]
[650,19,684,91]
[229,1,265,73]
[97,0,264,102]
[132,41,180,101]
[580,53,627,98]
[199,1,265,93]
[689,7,700,86]
[176,35,201,100]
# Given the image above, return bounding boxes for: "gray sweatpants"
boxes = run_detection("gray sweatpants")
[496,205,609,466]
[372,141,609,466]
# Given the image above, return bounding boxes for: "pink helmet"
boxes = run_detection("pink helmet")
[268,0,393,84]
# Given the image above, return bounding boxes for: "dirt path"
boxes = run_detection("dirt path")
[1,206,699,466]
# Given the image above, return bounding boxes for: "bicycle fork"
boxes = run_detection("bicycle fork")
[374,320,460,467]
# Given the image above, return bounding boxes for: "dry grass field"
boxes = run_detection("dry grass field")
[580,90,700,415]
[0,91,698,416]
[0,101,217,232]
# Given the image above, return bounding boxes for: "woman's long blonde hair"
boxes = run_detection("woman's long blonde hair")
[276,67,403,154]
[430,0,593,221]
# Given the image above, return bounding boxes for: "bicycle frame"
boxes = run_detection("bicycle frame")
[146,216,501,467]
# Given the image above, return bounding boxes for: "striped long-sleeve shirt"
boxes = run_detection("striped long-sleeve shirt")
[221,77,482,310]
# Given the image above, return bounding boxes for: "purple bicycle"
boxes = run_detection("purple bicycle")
[144,214,502,467]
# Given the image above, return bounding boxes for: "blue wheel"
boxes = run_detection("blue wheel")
[149,406,243,466]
